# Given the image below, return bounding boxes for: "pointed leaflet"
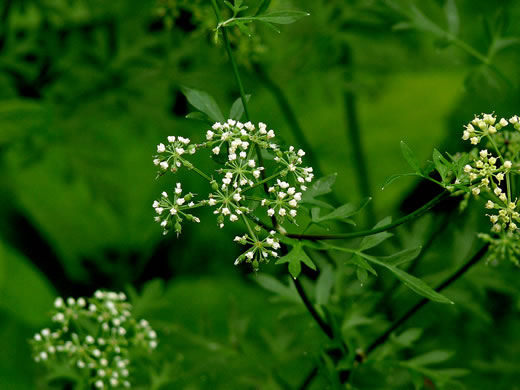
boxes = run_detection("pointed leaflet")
[400,141,422,174]
[359,216,393,251]
[315,264,334,306]
[181,86,225,123]
[255,11,310,25]
[255,0,271,15]
[276,241,316,279]
[432,148,451,183]
[380,246,422,266]
[300,173,337,208]
[362,254,453,304]
[382,173,420,190]
[312,197,371,224]
[229,95,251,120]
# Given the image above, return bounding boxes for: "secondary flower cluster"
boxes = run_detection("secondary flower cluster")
[152,119,314,270]
[31,291,157,389]
[453,113,520,265]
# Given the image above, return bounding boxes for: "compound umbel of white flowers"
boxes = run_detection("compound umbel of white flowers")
[31,291,157,389]
[152,119,314,270]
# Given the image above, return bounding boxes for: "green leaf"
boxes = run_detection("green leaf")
[356,267,368,283]
[444,0,459,36]
[315,264,334,306]
[359,217,393,251]
[392,328,423,347]
[185,111,212,123]
[400,141,422,174]
[276,242,316,279]
[235,20,252,36]
[380,246,422,266]
[229,95,251,120]
[255,10,310,25]
[0,241,56,326]
[181,86,225,123]
[432,148,450,182]
[257,19,281,33]
[363,254,452,304]
[300,173,337,207]
[405,350,454,367]
[255,0,272,16]
[312,197,371,224]
[382,173,420,190]
[350,254,377,276]
[254,274,300,302]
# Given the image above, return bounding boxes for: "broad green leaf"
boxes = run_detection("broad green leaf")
[255,0,271,16]
[181,86,225,123]
[382,173,419,190]
[315,264,334,305]
[406,350,454,367]
[255,11,310,25]
[257,19,280,33]
[185,111,211,123]
[254,274,300,302]
[359,216,393,251]
[400,141,422,174]
[300,173,337,207]
[362,254,453,304]
[312,197,371,224]
[0,241,56,326]
[380,246,422,266]
[229,95,251,120]
[276,242,316,279]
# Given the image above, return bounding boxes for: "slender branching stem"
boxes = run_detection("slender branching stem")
[293,277,334,339]
[287,191,449,240]
[365,243,489,355]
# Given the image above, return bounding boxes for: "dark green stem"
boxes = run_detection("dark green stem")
[287,191,449,240]
[293,277,334,339]
[253,63,322,177]
[365,243,489,355]
[342,43,375,224]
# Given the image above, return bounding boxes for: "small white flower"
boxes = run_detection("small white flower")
[267,208,275,217]
[167,136,176,143]
[278,208,287,216]
[297,149,306,157]
[486,200,495,209]
[504,160,512,169]
[470,137,479,145]
[157,143,166,153]
[229,214,238,222]
[464,164,473,173]
[472,187,480,196]
[160,161,169,170]
[212,146,220,155]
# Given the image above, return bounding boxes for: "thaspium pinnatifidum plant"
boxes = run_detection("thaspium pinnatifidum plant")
[152,119,313,271]
[31,291,157,389]
[391,113,520,266]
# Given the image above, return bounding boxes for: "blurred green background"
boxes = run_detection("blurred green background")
[1,0,520,388]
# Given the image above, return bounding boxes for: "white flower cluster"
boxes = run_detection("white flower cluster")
[461,113,508,145]
[152,119,314,269]
[485,199,520,233]
[31,291,157,389]
[234,230,281,271]
[463,149,512,197]
[153,136,196,173]
[153,183,202,235]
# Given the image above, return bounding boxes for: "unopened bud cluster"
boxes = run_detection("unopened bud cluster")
[152,119,314,270]
[31,291,157,389]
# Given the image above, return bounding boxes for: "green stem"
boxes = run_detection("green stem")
[242,171,283,193]
[487,135,512,202]
[287,191,449,240]
[241,214,257,239]
[341,43,375,225]
[187,162,212,182]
